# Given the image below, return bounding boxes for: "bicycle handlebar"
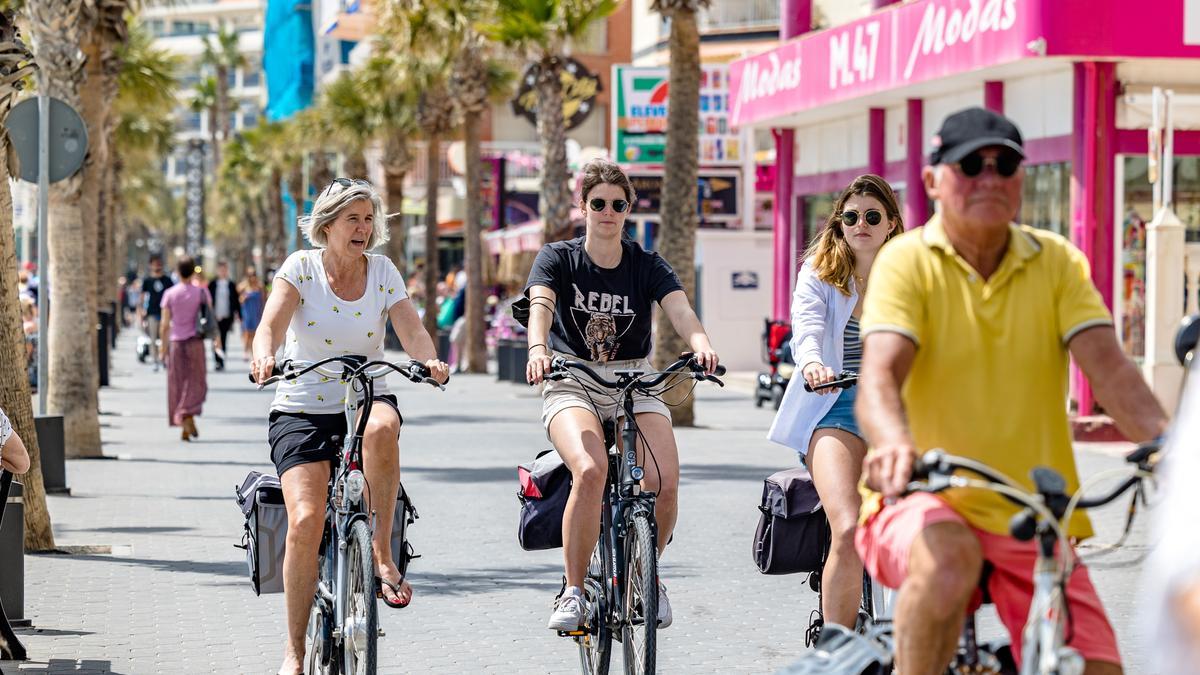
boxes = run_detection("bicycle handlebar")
[547,353,726,391]
[803,371,858,393]
[249,355,447,390]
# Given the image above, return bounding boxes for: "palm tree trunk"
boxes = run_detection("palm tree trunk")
[344,151,368,181]
[422,135,441,341]
[214,66,228,171]
[383,160,407,275]
[463,111,487,373]
[0,133,56,550]
[653,7,702,427]
[536,57,572,243]
[287,166,304,252]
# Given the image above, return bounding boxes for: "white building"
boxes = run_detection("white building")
[142,0,268,191]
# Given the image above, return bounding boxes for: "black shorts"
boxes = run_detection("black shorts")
[268,395,401,477]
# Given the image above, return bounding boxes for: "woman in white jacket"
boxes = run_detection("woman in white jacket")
[768,174,902,629]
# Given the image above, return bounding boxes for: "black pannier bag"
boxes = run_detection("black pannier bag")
[235,471,288,595]
[517,450,572,550]
[752,467,830,575]
[236,471,419,595]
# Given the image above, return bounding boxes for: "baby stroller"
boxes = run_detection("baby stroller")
[754,319,795,410]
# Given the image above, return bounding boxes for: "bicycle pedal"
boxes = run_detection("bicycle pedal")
[557,629,587,637]
[377,628,386,637]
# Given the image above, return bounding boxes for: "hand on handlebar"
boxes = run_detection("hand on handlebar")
[864,442,920,501]
[802,362,838,395]
[688,349,721,376]
[424,359,450,384]
[526,350,553,385]
[250,354,277,385]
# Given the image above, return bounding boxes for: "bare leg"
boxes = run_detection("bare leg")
[279,462,332,675]
[548,407,608,589]
[807,428,867,628]
[624,412,679,554]
[243,329,254,361]
[360,403,410,605]
[894,521,982,675]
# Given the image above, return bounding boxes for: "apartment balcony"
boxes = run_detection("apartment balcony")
[660,0,780,37]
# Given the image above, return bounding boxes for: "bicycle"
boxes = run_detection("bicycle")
[546,353,725,675]
[782,440,1160,675]
[251,355,446,675]
[798,372,894,648]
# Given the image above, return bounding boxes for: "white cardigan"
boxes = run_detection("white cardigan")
[767,263,860,456]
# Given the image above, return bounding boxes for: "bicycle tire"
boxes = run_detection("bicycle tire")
[343,519,378,675]
[307,546,340,675]
[621,511,658,675]
[578,545,612,674]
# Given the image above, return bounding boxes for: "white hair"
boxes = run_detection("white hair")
[299,181,389,249]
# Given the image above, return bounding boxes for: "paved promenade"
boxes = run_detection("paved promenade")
[2,331,1155,674]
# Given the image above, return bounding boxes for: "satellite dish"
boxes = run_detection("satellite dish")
[6,96,88,183]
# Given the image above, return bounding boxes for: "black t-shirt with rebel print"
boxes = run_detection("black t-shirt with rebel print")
[524,237,684,362]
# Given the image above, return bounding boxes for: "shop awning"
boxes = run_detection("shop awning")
[484,221,544,256]
[729,0,1200,130]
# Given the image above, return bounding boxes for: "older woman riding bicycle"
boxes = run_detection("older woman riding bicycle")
[250,178,448,675]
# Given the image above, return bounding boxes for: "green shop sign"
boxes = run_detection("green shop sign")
[612,64,743,166]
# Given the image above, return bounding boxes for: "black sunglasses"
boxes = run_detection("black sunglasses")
[957,151,1022,178]
[322,177,370,196]
[587,198,630,214]
[840,209,884,227]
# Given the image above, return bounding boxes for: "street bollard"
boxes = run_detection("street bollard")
[35,415,68,495]
[512,342,529,383]
[437,329,451,365]
[0,480,26,625]
[97,310,111,387]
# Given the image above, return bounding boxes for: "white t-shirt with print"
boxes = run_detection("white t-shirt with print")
[270,250,408,414]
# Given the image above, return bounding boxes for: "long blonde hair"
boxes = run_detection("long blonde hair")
[804,174,903,296]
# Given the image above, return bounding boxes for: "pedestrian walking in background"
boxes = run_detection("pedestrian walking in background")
[160,255,211,441]
[20,295,37,391]
[238,266,265,363]
[767,173,903,631]
[140,256,174,372]
[208,261,241,370]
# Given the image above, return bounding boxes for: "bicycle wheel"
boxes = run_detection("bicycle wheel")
[307,547,339,675]
[621,510,658,675]
[578,544,612,674]
[342,519,378,675]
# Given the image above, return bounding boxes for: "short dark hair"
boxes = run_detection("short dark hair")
[177,256,196,279]
[578,159,637,206]
[149,255,163,265]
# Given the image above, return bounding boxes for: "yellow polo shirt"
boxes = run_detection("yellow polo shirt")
[860,215,1112,538]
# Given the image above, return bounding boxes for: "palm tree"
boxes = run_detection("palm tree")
[200,27,245,172]
[190,76,219,174]
[113,19,181,276]
[27,0,105,458]
[358,53,419,274]
[483,0,618,243]
[314,71,372,179]
[0,10,54,551]
[650,0,708,426]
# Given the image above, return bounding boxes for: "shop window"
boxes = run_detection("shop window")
[1019,162,1070,237]
[802,191,840,254]
[1119,156,1200,360]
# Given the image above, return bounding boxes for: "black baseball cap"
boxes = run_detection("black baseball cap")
[929,107,1025,165]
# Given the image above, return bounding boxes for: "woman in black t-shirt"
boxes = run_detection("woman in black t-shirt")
[525,159,720,632]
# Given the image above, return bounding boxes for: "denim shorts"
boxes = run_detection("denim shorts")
[813,384,863,440]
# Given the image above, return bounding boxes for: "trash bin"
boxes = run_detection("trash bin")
[0,480,25,624]
[437,329,451,363]
[496,340,513,382]
[97,310,112,387]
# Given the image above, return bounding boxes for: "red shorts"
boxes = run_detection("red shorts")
[854,492,1121,666]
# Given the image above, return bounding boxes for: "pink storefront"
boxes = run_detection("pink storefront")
[731,0,1200,413]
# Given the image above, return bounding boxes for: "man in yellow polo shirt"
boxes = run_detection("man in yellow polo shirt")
[855,107,1169,675]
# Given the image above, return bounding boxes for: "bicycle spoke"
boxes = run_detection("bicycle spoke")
[621,512,657,675]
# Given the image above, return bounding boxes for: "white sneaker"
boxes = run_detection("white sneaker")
[657,582,672,629]
[548,587,583,631]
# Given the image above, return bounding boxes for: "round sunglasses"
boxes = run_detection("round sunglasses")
[587,198,630,214]
[839,209,884,227]
[957,151,1022,178]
